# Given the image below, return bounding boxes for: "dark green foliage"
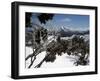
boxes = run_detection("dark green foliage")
[71,36,86,53]
[38,14,54,24]
[75,55,88,66]
[34,27,48,45]
[35,29,41,44]
[40,28,48,42]
[25,32,33,42]
[57,35,61,43]
[46,39,68,58]
[46,36,89,66]
[67,51,71,55]
[72,36,84,46]
[26,27,48,47]
[25,13,32,27]
[26,13,54,27]
[70,36,89,66]
[45,54,56,62]
[25,32,33,46]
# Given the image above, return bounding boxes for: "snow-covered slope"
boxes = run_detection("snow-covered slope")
[25,47,79,68]
[41,53,79,68]
[25,34,89,68]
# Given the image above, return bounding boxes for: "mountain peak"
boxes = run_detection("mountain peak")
[60,26,71,32]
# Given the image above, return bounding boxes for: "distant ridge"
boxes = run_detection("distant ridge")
[59,26,89,37]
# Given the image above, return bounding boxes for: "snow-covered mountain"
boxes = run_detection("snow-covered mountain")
[59,26,89,37]
[61,26,71,32]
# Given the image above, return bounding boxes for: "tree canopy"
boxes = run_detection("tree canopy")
[25,13,54,27]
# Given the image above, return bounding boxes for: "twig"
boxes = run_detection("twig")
[28,56,36,68]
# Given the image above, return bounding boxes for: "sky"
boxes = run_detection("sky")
[31,13,89,31]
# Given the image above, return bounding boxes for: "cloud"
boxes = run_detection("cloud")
[60,18,71,22]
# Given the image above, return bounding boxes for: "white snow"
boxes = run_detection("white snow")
[81,34,89,41]
[25,47,79,68]
[61,34,89,41]
[61,26,70,32]
[25,34,89,68]
[41,53,79,68]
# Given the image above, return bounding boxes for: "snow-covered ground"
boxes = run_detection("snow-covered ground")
[25,35,89,68]
[25,47,79,68]
[41,53,79,68]
[61,34,89,41]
